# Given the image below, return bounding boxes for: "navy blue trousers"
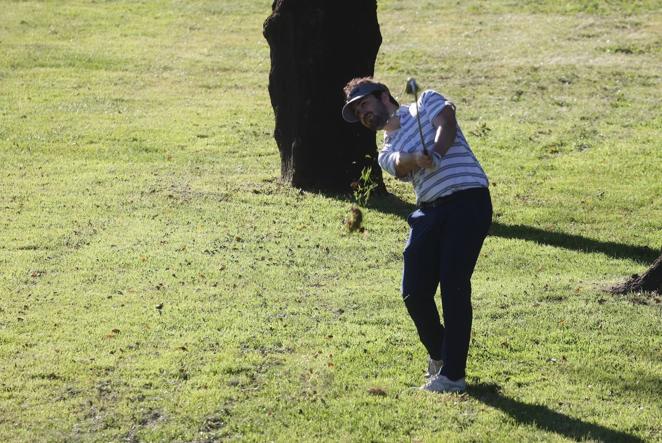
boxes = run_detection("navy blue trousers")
[402,187,492,380]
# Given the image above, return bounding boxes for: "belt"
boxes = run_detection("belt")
[418,187,487,209]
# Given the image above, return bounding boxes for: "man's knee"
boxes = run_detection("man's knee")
[440,279,471,300]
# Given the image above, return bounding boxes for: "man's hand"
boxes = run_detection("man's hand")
[414,151,434,169]
[395,151,435,178]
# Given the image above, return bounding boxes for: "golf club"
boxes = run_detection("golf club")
[405,77,427,155]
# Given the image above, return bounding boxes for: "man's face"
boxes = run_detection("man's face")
[353,93,389,131]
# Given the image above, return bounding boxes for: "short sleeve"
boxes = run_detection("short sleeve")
[419,90,455,126]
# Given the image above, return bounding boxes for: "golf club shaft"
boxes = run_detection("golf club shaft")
[413,90,427,155]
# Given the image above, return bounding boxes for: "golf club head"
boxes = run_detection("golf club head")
[405,77,419,95]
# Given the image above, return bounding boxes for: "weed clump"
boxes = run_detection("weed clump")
[344,165,376,233]
[344,206,363,233]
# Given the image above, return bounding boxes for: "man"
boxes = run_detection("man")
[341,77,492,393]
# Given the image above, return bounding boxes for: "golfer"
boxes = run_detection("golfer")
[342,77,492,393]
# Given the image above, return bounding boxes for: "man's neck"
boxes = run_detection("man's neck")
[383,104,400,132]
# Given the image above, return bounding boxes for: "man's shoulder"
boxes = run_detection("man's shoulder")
[420,89,443,98]
[419,90,447,106]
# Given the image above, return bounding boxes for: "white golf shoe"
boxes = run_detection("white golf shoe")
[425,357,443,378]
[420,374,467,393]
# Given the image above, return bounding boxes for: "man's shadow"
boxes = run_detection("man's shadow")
[367,193,658,263]
[468,383,644,442]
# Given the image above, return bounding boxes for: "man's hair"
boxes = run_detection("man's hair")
[343,77,399,107]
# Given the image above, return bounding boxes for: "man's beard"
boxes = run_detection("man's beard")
[361,107,390,131]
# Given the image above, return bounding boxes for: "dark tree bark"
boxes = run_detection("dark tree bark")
[611,252,662,295]
[263,0,384,193]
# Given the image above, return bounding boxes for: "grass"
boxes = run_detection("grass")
[1,0,661,441]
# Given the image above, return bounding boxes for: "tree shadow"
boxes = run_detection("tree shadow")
[366,193,658,263]
[489,223,658,264]
[468,383,644,442]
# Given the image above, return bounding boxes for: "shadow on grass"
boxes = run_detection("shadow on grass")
[468,383,644,442]
[367,193,658,263]
[489,223,658,264]
[572,366,662,402]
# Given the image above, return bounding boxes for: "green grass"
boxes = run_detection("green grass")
[1,0,661,441]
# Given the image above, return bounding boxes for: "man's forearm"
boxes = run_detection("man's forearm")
[431,106,458,157]
[395,152,420,177]
[394,151,435,177]
[432,124,456,157]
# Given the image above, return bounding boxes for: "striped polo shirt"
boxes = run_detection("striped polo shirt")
[378,90,489,204]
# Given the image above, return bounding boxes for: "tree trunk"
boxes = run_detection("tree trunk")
[263,0,384,193]
[611,252,662,294]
